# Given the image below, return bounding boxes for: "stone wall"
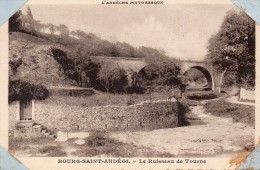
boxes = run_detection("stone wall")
[9,99,181,132]
[240,87,255,101]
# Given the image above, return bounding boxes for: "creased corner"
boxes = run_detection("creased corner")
[230,140,260,169]
[231,0,260,24]
[0,145,28,170]
[0,0,28,26]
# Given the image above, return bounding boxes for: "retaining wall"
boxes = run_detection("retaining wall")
[9,99,181,132]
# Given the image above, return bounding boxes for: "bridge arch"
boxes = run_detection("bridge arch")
[90,56,218,92]
[183,66,214,90]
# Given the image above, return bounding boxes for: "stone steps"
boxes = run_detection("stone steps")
[15,121,57,139]
[33,123,57,139]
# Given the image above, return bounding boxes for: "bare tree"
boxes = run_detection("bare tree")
[97,62,128,92]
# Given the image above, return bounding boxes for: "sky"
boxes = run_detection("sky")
[29,4,236,60]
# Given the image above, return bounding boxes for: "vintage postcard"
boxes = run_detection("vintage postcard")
[0,0,259,169]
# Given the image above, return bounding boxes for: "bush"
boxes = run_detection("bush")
[9,80,49,102]
[9,57,23,74]
[132,61,182,93]
[74,58,100,88]
[31,84,49,99]
[86,131,115,147]
[51,48,78,82]
[39,145,67,157]
[9,10,23,32]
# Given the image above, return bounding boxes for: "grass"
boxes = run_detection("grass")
[9,136,54,150]
[44,90,174,107]
[204,99,255,126]
[9,136,67,157]
[10,32,64,49]
[39,145,67,157]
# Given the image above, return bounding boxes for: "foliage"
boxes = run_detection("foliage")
[32,20,42,32]
[97,63,128,92]
[74,58,100,87]
[51,48,78,82]
[86,132,115,147]
[57,24,70,36]
[72,45,101,87]
[133,60,182,91]
[184,68,207,86]
[9,10,183,93]
[9,80,49,102]
[47,23,57,34]
[9,11,170,60]
[222,71,237,87]
[138,46,177,65]
[9,10,23,32]
[9,57,23,74]
[9,9,41,36]
[206,10,255,89]
[39,145,67,157]
[115,42,136,58]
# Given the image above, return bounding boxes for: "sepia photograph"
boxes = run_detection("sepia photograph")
[6,1,256,162]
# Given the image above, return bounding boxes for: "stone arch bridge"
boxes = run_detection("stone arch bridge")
[91,56,222,92]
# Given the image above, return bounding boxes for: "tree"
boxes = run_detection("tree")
[33,20,42,32]
[51,48,78,82]
[116,42,136,58]
[206,10,255,91]
[74,57,100,87]
[9,80,49,102]
[135,60,182,90]
[40,24,48,33]
[9,10,23,32]
[47,23,56,34]
[9,57,23,75]
[97,62,128,92]
[58,24,70,36]
[71,29,97,40]
[184,68,207,86]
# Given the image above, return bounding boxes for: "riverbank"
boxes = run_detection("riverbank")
[203,98,255,126]
[110,105,254,157]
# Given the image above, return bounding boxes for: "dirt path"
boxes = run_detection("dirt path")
[110,105,254,157]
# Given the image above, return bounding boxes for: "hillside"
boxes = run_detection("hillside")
[9,32,77,87]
